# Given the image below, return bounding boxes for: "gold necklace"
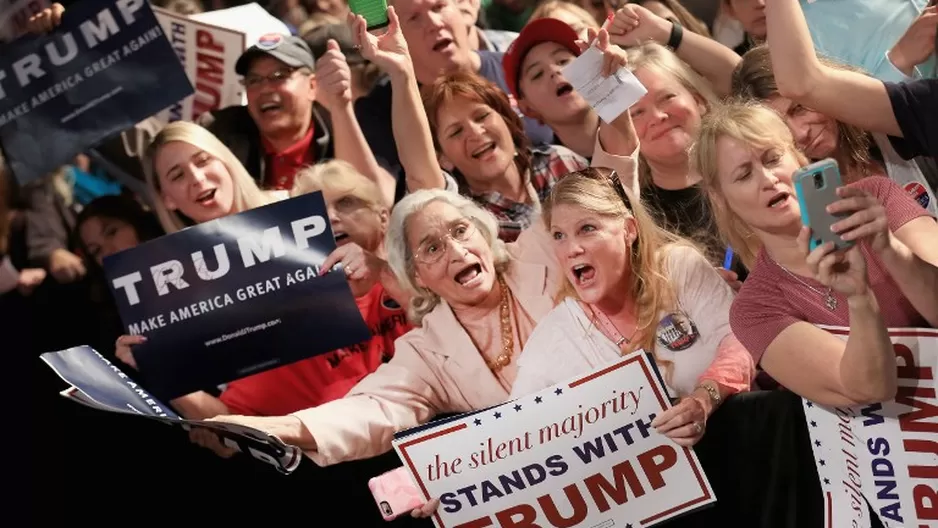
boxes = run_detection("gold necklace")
[488,274,514,373]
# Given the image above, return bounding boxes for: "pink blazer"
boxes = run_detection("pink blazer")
[293,248,560,466]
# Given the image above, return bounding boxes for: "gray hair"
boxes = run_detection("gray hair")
[386,189,511,324]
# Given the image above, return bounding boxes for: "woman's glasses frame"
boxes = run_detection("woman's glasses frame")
[413,219,478,265]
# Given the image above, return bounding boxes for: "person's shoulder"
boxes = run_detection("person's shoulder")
[520,299,580,356]
[531,143,588,168]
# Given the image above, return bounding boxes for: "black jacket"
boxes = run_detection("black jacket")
[199,104,334,187]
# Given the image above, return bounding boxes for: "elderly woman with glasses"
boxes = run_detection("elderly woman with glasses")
[210,185,569,464]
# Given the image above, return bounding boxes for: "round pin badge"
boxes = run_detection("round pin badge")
[256,33,284,50]
[656,312,700,351]
[904,182,931,210]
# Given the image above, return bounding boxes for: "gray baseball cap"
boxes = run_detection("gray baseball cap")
[235,33,316,75]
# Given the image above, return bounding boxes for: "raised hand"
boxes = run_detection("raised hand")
[575,27,629,77]
[349,6,412,78]
[607,3,672,48]
[315,39,353,112]
[800,227,870,300]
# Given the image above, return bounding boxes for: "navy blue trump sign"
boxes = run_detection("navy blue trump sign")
[103,192,371,400]
[0,0,193,184]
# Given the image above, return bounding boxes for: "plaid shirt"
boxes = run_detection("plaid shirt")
[445,144,588,242]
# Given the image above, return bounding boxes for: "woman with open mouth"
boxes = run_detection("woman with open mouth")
[694,102,938,406]
[347,8,638,244]
[116,124,412,454]
[511,167,754,447]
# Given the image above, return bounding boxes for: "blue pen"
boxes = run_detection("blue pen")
[723,247,735,270]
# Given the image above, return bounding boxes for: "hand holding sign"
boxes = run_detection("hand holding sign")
[315,39,353,112]
[349,6,411,79]
[322,242,386,297]
[25,2,62,35]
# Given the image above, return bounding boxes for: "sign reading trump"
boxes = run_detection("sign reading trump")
[103,192,371,400]
[393,353,715,528]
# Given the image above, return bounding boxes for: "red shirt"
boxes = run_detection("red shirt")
[731,177,933,366]
[261,124,316,191]
[220,283,412,416]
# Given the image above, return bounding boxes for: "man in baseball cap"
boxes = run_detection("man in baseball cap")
[234,34,317,76]
[201,33,391,195]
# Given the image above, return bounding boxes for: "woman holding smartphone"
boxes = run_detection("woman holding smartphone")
[693,101,938,406]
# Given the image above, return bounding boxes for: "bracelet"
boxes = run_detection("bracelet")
[667,21,684,51]
[697,382,721,407]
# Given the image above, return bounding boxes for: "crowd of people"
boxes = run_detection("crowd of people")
[9,0,937,524]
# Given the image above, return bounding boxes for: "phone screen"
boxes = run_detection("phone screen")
[349,0,390,30]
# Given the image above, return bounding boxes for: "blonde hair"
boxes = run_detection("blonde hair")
[530,0,600,31]
[543,168,698,383]
[143,121,272,233]
[291,160,388,211]
[625,42,720,184]
[692,101,809,269]
[732,45,874,177]
[386,189,510,324]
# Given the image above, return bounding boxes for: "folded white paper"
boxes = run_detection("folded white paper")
[562,46,648,123]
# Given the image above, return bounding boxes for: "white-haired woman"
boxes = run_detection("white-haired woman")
[210,187,563,463]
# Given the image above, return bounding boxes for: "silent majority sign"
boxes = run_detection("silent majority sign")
[393,353,715,528]
[802,327,938,528]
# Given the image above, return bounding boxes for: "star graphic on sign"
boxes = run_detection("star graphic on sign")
[823,478,830,485]
[814,440,822,447]
[534,396,543,403]
[514,404,522,412]
[625,524,633,528]
[494,411,502,419]
[473,418,482,426]
[806,401,814,408]
[819,459,826,466]
[555,388,563,395]
[810,421,817,427]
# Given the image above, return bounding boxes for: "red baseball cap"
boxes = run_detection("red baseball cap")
[502,18,582,100]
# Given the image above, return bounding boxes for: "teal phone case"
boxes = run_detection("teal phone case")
[792,158,854,251]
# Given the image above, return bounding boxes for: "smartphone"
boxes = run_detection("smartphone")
[349,0,389,30]
[792,158,854,252]
[369,467,426,521]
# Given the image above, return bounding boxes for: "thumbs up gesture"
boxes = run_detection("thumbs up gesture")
[315,39,353,112]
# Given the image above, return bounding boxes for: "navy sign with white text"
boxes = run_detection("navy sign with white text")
[0,0,193,184]
[103,192,371,400]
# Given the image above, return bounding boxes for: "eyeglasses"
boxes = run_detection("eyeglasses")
[240,67,302,89]
[606,170,632,208]
[413,220,477,264]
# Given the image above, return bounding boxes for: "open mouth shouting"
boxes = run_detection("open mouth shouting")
[571,262,596,286]
[766,191,792,209]
[432,37,455,53]
[555,82,574,97]
[454,263,484,287]
[334,231,350,245]
[471,142,497,160]
[195,188,217,205]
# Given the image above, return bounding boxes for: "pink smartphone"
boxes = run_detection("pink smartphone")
[369,467,427,521]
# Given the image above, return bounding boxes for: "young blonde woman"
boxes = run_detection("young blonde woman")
[694,102,938,406]
[116,124,410,441]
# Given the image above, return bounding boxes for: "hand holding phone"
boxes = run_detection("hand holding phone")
[793,158,855,252]
[369,467,427,521]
